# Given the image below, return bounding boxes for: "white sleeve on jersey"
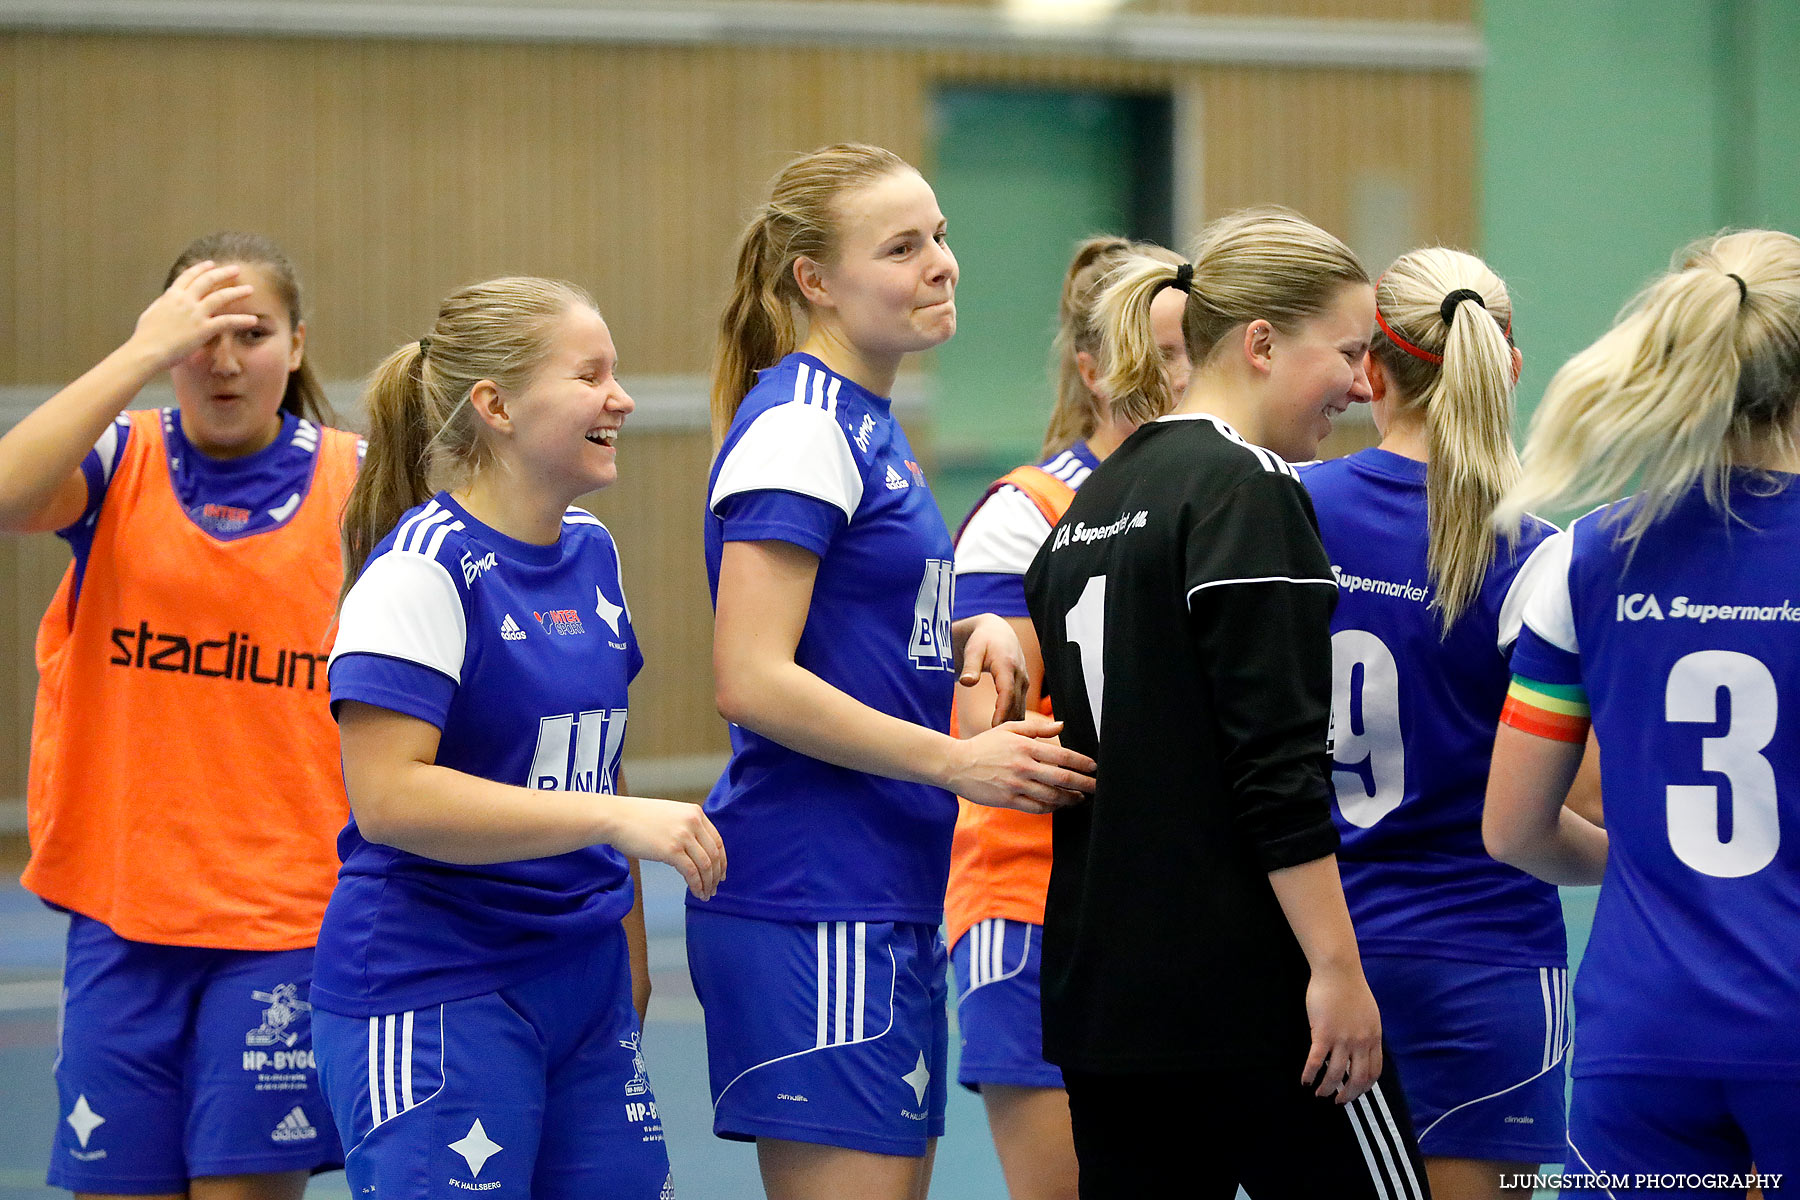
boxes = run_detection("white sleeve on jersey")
[708,402,864,520]
[954,486,1052,577]
[92,416,129,486]
[1515,529,1578,655]
[330,551,468,682]
[1497,530,1569,651]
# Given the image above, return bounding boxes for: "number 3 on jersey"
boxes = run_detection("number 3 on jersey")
[909,559,955,671]
[1329,629,1405,828]
[1665,650,1780,879]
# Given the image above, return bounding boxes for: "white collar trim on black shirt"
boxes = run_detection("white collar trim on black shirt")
[1154,411,1242,437]
[1154,412,1298,478]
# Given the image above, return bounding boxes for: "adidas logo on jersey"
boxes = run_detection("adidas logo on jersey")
[500,614,527,641]
[270,1107,318,1143]
[885,465,910,491]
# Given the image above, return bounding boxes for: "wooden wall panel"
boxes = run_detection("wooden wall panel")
[1202,67,1475,251]
[779,0,1475,19]
[1,27,1475,807]
[1134,0,1472,19]
[3,34,1473,383]
[579,431,729,760]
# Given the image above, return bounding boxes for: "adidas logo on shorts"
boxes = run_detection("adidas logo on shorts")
[500,613,527,641]
[270,1106,318,1143]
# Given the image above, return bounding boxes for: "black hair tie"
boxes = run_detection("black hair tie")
[1162,262,1195,296]
[1440,288,1486,325]
[418,336,432,358]
[1727,272,1749,305]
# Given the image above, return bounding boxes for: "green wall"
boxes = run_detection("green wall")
[1483,1,1800,1106]
[930,88,1165,524]
[1483,0,1800,435]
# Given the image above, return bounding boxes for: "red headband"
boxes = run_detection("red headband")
[1373,271,1513,368]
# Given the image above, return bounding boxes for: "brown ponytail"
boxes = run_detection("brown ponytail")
[710,143,911,444]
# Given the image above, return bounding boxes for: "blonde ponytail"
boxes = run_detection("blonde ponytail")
[1095,206,1367,427]
[1499,229,1800,543]
[1094,257,1190,426]
[709,143,911,444]
[340,276,597,600]
[1043,236,1182,457]
[1371,248,1519,631]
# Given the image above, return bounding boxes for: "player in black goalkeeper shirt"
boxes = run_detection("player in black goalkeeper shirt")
[1025,210,1430,1199]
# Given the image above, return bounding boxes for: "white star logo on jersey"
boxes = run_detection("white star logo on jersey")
[66,1095,105,1149]
[901,1052,930,1106]
[449,1117,503,1179]
[885,464,910,491]
[594,585,624,636]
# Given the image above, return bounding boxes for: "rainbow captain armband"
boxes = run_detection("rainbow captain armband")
[1500,675,1591,743]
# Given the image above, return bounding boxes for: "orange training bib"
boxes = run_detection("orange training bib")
[23,410,358,949]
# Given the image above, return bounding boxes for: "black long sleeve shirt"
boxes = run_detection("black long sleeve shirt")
[1025,414,1341,1072]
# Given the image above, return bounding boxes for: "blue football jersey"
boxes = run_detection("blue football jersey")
[1511,474,1800,1079]
[699,353,959,924]
[953,442,1098,621]
[60,409,363,602]
[315,494,643,1016]
[1301,449,1565,965]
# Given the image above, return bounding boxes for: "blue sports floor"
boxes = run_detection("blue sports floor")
[0,864,1593,1199]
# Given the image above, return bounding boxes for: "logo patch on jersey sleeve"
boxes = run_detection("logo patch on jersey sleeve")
[594,585,625,636]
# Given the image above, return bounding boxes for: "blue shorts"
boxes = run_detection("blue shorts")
[950,918,1062,1092]
[1560,1074,1800,1197]
[686,908,948,1156]
[49,913,342,1194]
[313,926,670,1200]
[1363,955,1569,1162]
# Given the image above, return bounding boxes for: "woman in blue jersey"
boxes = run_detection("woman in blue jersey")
[946,234,1188,1200]
[1487,230,1800,1193]
[316,276,726,1200]
[693,142,1098,1200]
[0,232,352,1200]
[1300,248,1570,1199]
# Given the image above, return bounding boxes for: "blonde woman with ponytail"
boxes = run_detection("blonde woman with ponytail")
[693,143,1095,1200]
[1,233,353,1199]
[313,277,723,1200]
[1026,207,1431,1198]
[944,234,1186,1200]
[1298,248,1572,1198]
[1486,231,1800,1188]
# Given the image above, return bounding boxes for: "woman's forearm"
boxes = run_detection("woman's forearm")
[351,757,616,863]
[718,654,959,788]
[1268,855,1365,974]
[0,344,159,533]
[1485,722,1608,885]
